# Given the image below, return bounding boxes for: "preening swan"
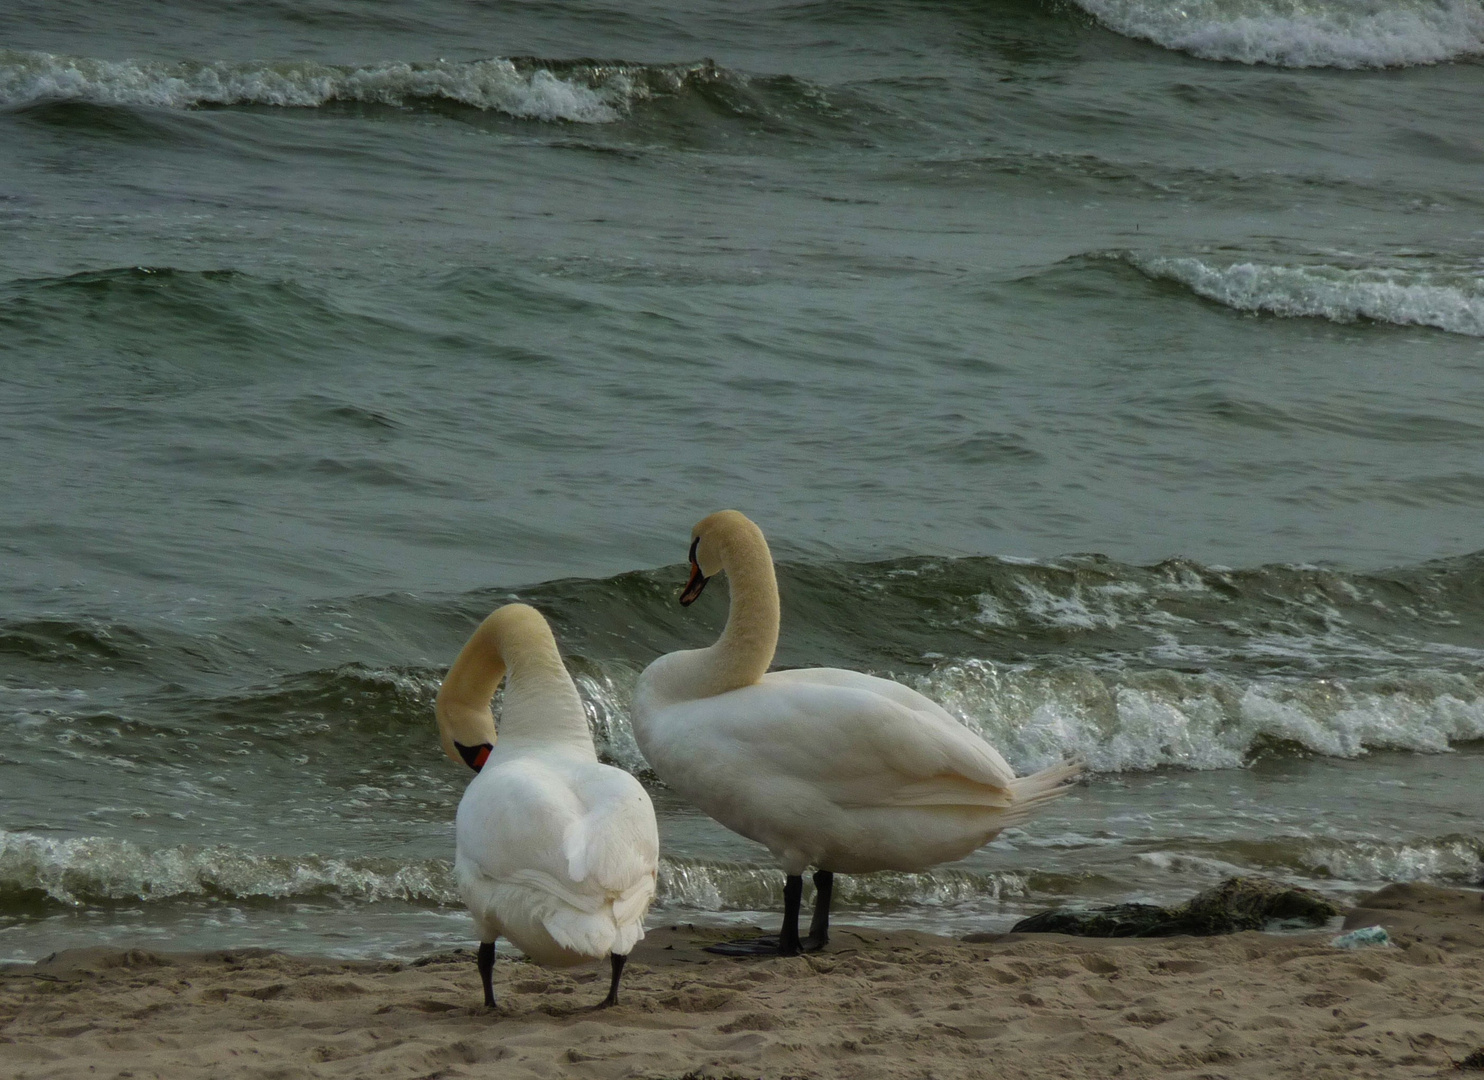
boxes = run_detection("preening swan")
[632,511,1079,957]
[436,603,659,1007]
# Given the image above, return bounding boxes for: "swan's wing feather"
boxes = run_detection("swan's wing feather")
[765,667,960,721]
[460,761,652,893]
[457,762,581,885]
[562,768,660,896]
[702,679,1019,809]
[763,667,1017,778]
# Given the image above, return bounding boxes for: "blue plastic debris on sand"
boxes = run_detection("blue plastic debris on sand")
[1331,925,1391,949]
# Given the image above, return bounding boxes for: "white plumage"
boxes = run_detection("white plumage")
[436,603,658,1006]
[632,511,1077,955]
[636,665,1073,876]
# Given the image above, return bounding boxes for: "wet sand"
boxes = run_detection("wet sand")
[3,884,1482,1079]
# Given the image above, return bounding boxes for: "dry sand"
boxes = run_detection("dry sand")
[3,884,1482,1080]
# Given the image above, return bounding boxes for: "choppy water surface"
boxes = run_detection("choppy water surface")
[2,0,1482,960]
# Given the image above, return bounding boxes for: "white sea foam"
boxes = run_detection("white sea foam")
[1010,581,1127,631]
[1299,836,1483,884]
[1073,0,1484,68]
[916,659,1484,773]
[0,51,629,122]
[0,830,1034,916]
[1132,255,1484,336]
[574,668,648,775]
[0,830,457,907]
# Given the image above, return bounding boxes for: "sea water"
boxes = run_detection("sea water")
[2,0,1482,961]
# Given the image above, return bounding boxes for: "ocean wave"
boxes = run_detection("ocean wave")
[655,857,1031,912]
[1128,254,1484,335]
[1156,835,1484,890]
[1293,835,1484,884]
[0,831,457,908]
[1072,0,1484,68]
[0,50,726,123]
[559,550,1484,772]
[0,832,1034,914]
[24,652,1479,784]
[5,827,1474,925]
[919,660,1484,772]
[10,550,1484,778]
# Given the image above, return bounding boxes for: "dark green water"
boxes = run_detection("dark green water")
[2,0,1482,960]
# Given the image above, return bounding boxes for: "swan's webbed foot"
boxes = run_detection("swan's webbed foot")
[477,940,497,1009]
[596,953,626,1008]
[706,871,834,958]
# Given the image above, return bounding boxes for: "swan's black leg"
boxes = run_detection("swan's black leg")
[600,953,626,1007]
[703,873,807,957]
[477,940,496,1008]
[777,873,804,956]
[801,870,833,952]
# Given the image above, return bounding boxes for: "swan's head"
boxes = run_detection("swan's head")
[680,509,758,605]
[435,603,552,769]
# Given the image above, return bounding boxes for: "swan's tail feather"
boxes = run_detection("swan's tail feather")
[482,879,621,961]
[535,879,653,959]
[539,873,655,958]
[610,874,657,930]
[541,907,628,959]
[609,915,645,957]
[464,868,656,964]
[999,759,1082,828]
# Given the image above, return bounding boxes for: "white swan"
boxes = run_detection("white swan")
[435,603,659,1007]
[632,511,1079,956]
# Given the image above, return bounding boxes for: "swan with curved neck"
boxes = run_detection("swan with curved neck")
[633,511,1079,957]
[436,603,658,1007]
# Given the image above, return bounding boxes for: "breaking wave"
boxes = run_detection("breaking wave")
[9,550,1484,781]
[5,829,1476,923]
[1143,834,1484,892]
[1129,254,1484,335]
[1291,835,1484,885]
[0,50,729,123]
[0,831,1033,915]
[1073,0,1484,68]
[0,831,456,908]
[915,660,1484,773]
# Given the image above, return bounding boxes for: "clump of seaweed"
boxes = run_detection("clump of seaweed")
[1455,1048,1484,1070]
[1011,876,1344,937]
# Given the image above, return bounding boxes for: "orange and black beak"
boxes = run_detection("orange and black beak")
[679,536,709,606]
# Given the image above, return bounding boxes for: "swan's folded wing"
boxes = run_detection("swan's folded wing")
[557,771,658,957]
[561,771,660,896]
[457,763,585,887]
[733,681,1020,809]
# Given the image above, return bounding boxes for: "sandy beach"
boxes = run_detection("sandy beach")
[3,884,1481,1079]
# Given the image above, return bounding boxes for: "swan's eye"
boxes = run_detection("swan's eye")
[688,536,700,566]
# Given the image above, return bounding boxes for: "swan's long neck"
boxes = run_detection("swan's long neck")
[435,606,594,762]
[689,520,780,696]
[498,632,593,751]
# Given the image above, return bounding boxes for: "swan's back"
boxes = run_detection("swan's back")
[457,747,658,965]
